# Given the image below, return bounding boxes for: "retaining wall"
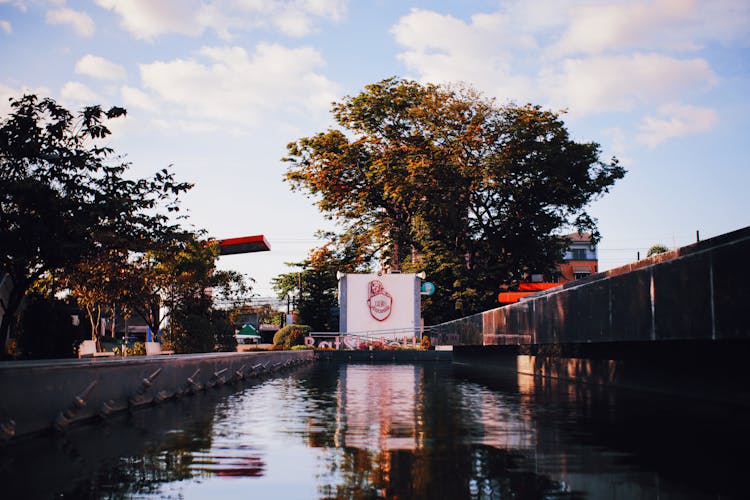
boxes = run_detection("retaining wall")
[431,226,750,346]
[0,350,313,441]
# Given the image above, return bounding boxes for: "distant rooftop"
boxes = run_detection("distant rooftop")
[564,232,593,243]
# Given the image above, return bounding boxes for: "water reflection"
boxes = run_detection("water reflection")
[1,362,747,499]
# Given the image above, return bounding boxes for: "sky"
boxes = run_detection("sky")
[1,0,749,299]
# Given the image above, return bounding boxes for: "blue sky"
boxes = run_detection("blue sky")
[1,0,749,297]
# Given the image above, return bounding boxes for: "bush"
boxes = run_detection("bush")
[273,324,311,349]
[420,335,432,350]
[212,310,237,352]
[163,312,213,354]
[291,345,313,350]
[16,294,85,359]
[115,342,146,356]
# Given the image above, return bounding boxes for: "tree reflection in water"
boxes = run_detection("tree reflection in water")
[1,362,747,499]
[310,363,577,499]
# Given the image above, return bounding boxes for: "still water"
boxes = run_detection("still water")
[1,362,747,499]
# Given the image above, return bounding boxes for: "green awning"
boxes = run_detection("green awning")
[238,324,260,336]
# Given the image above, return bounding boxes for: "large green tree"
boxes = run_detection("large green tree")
[273,246,342,332]
[0,94,192,340]
[272,245,354,332]
[157,238,251,353]
[284,78,625,322]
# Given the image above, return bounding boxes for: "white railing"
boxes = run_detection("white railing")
[307,326,438,349]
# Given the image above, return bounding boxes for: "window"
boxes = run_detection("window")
[571,248,587,260]
[574,272,590,280]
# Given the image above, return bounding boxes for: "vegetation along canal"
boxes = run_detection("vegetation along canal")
[1,361,747,499]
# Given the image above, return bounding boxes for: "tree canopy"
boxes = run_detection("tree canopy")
[283,78,625,323]
[0,94,193,341]
[272,245,353,332]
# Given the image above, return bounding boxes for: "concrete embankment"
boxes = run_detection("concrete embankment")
[0,350,313,442]
[431,226,750,402]
[432,226,750,346]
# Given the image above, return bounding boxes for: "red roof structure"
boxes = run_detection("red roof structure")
[217,235,271,255]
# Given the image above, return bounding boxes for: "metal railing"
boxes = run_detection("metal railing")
[308,327,434,349]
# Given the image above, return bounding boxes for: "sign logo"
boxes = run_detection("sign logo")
[367,279,393,321]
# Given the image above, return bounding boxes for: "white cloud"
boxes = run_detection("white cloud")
[60,81,99,105]
[45,7,95,37]
[637,103,718,148]
[120,85,156,111]
[552,0,696,56]
[541,53,718,114]
[95,0,347,40]
[136,43,339,130]
[0,20,11,34]
[392,9,535,102]
[95,0,203,40]
[601,127,633,166]
[391,2,730,130]
[75,54,127,81]
[552,0,750,56]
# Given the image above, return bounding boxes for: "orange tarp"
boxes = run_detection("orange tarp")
[518,282,561,292]
[497,291,535,303]
[498,282,562,303]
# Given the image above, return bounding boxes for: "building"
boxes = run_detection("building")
[498,232,598,304]
[555,232,598,282]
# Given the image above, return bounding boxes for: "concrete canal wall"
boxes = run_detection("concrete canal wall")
[0,350,313,441]
[431,226,750,403]
[431,226,750,346]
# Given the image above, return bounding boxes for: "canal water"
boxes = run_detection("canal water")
[1,361,747,499]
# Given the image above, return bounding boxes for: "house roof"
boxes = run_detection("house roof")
[564,232,593,242]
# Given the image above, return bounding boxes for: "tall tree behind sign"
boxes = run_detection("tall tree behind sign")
[283,78,625,323]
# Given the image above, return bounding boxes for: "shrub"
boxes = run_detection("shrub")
[273,324,311,349]
[291,345,313,350]
[212,310,237,352]
[16,294,84,359]
[131,342,146,356]
[163,312,214,353]
[420,335,432,350]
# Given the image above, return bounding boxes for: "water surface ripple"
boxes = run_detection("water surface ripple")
[1,362,746,499]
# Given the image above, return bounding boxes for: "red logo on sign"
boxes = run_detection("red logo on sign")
[367,280,393,321]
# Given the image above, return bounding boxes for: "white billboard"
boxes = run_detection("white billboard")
[339,273,421,339]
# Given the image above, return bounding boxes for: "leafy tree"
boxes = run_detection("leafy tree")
[647,244,669,257]
[210,310,237,352]
[0,94,192,340]
[62,249,131,343]
[154,238,250,353]
[273,324,311,349]
[164,309,213,354]
[272,245,357,331]
[284,78,625,322]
